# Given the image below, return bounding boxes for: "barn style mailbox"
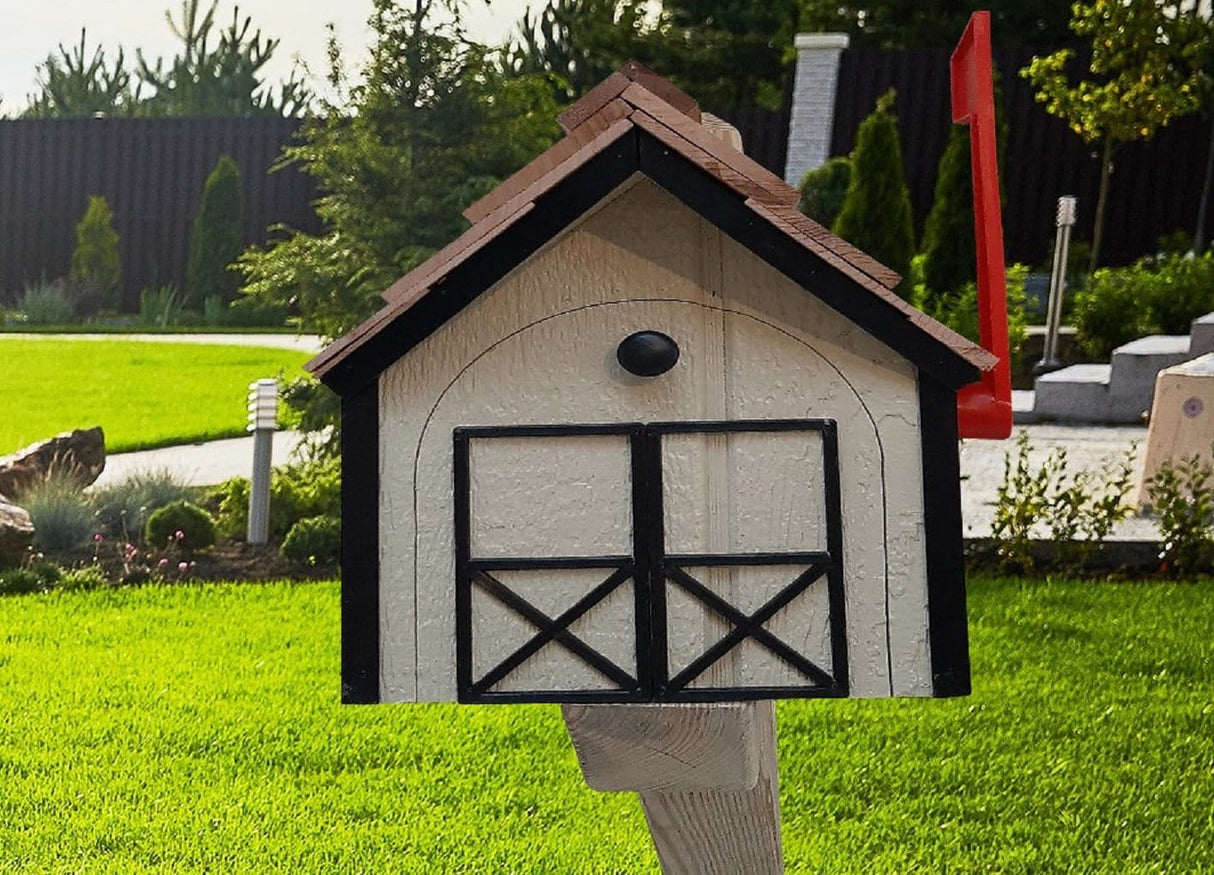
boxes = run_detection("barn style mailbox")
[309,62,996,709]
[309,57,1002,871]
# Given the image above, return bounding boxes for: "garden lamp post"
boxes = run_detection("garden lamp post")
[1036,195,1077,374]
[247,379,277,545]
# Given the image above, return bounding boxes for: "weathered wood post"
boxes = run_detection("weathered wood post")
[306,45,1006,871]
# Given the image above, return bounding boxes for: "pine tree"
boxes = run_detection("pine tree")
[186,155,244,310]
[237,0,561,339]
[832,91,915,299]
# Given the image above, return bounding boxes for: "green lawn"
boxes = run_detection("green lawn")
[0,338,312,455]
[0,577,1210,873]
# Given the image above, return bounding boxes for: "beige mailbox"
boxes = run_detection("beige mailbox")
[309,63,995,709]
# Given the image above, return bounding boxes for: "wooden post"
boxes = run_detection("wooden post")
[563,701,783,874]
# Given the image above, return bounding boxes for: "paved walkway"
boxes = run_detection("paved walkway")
[93,431,310,489]
[8,332,325,354]
[959,423,1155,540]
[97,423,1156,541]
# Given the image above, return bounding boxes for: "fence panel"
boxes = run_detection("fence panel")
[0,116,320,311]
[830,45,1209,268]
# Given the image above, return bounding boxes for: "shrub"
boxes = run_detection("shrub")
[70,195,121,312]
[281,515,341,565]
[186,155,244,311]
[833,90,915,300]
[797,156,850,228]
[1145,251,1214,335]
[18,280,76,325]
[204,294,289,328]
[138,285,184,327]
[1074,251,1214,359]
[18,474,96,551]
[0,568,45,596]
[144,500,217,553]
[919,264,1030,372]
[58,565,109,592]
[991,431,1136,573]
[91,468,195,541]
[209,454,340,541]
[1146,452,1214,577]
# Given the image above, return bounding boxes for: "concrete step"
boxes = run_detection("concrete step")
[1191,313,1214,356]
[1109,334,1192,385]
[1032,363,1125,423]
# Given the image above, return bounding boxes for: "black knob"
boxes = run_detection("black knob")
[617,331,679,377]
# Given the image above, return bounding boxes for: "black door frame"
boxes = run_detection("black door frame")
[453,420,848,704]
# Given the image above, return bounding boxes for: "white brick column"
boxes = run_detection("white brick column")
[784,33,850,188]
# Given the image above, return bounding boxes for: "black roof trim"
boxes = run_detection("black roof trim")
[318,126,981,396]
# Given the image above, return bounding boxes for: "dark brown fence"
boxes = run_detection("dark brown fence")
[831,45,1210,268]
[0,116,320,311]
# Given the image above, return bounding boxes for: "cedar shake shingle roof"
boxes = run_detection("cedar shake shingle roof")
[309,63,998,392]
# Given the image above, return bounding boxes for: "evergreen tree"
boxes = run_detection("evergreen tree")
[652,0,801,109]
[136,0,310,116]
[24,29,137,118]
[919,125,974,311]
[70,195,122,312]
[238,0,562,339]
[504,0,651,104]
[832,91,915,298]
[186,155,244,310]
[797,156,850,228]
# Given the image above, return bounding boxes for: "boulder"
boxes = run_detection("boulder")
[0,427,105,498]
[0,496,35,567]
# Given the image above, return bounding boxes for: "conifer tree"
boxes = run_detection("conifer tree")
[186,154,244,310]
[919,126,974,312]
[70,195,122,312]
[832,91,915,299]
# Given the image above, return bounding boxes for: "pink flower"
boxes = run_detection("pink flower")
[174,530,185,541]
[178,561,188,572]
[93,533,104,543]
[158,558,169,568]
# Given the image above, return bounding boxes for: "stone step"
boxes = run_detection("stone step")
[1032,363,1127,423]
[1191,313,1214,357]
[1109,334,1193,384]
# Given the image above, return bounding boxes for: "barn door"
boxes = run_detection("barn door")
[454,420,847,704]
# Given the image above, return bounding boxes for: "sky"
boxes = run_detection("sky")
[1,0,535,114]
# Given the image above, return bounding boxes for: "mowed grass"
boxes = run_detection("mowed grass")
[0,578,1210,873]
[0,338,312,454]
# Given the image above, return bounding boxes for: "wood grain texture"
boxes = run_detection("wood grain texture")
[562,702,760,792]
[638,700,782,874]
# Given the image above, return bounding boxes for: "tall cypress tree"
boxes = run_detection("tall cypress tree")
[832,90,915,299]
[919,125,975,312]
[186,154,244,310]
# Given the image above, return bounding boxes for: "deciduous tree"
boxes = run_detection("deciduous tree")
[1022,0,1209,270]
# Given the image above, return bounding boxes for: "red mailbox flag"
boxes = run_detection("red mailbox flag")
[952,11,1012,440]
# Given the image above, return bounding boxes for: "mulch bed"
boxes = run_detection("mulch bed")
[49,539,337,584]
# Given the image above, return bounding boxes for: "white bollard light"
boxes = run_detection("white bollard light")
[1036,196,1078,374]
[247,379,277,544]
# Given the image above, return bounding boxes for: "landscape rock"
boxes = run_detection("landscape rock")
[0,496,35,567]
[0,427,106,498]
